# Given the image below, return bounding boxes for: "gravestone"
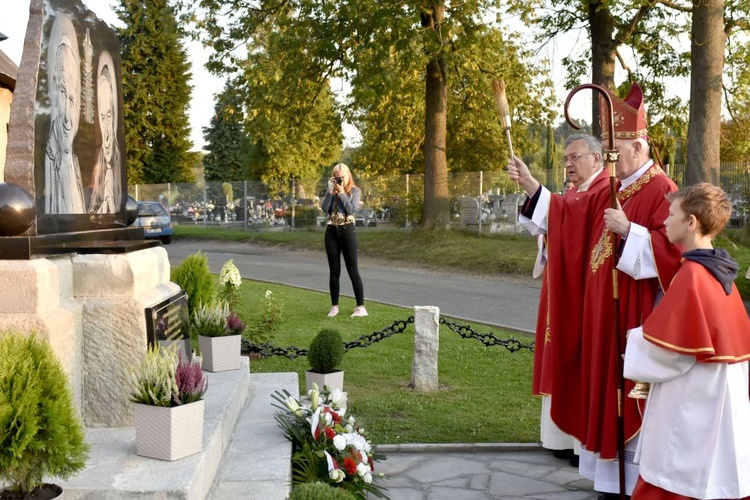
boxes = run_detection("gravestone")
[0,49,17,180]
[0,0,182,427]
[458,196,479,225]
[2,0,145,257]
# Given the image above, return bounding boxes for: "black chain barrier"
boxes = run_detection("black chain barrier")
[242,317,415,359]
[439,317,535,353]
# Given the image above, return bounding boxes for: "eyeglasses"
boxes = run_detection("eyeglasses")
[562,153,595,163]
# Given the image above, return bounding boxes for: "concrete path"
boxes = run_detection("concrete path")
[165,240,541,333]
[374,445,597,499]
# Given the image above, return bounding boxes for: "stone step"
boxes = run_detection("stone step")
[207,372,298,500]
[60,358,253,499]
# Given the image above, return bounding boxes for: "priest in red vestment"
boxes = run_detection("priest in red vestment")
[528,135,608,461]
[576,83,683,497]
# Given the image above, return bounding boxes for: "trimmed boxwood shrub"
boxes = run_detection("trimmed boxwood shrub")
[308,328,345,374]
[290,482,356,500]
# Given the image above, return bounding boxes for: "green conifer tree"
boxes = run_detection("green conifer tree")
[115,0,194,184]
[203,81,253,182]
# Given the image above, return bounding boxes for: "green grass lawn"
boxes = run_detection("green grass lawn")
[232,279,540,445]
[179,223,750,445]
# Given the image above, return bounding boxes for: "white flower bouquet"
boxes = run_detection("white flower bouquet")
[271,384,388,499]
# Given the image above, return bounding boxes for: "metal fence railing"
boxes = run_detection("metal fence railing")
[128,162,750,230]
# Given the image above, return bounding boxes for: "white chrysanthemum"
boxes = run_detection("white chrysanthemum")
[219,259,242,288]
[341,432,371,453]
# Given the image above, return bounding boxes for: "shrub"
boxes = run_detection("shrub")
[192,302,230,338]
[129,344,207,407]
[308,328,345,374]
[226,312,246,336]
[285,206,321,227]
[175,353,208,404]
[246,290,284,345]
[0,331,90,496]
[129,343,179,407]
[171,251,216,314]
[290,482,357,500]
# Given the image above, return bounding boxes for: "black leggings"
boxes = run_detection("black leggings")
[324,223,364,306]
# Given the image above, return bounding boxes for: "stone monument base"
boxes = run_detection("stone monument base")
[0,244,179,427]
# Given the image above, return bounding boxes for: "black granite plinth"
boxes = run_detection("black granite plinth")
[0,227,155,260]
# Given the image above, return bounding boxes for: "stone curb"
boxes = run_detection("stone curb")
[377,442,542,454]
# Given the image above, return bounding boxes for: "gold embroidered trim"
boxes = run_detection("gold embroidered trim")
[544,325,551,344]
[590,228,613,273]
[617,166,666,203]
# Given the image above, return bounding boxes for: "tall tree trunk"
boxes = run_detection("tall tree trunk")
[589,1,616,138]
[421,5,450,230]
[686,0,725,185]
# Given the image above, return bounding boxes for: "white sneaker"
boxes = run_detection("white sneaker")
[327,306,339,318]
[351,306,368,317]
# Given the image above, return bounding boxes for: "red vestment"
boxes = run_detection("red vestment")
[530,171,609,404]
[567,164,682,460]
[643,260,750,363]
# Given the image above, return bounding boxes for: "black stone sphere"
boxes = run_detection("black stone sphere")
[125,195,138,226]
[0,183,36,236]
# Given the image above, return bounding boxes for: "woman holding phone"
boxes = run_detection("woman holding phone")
[320,163,367,318]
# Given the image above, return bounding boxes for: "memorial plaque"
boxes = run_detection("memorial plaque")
[145,292,192,359]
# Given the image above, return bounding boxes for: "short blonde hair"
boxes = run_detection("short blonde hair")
[667,182,732,237]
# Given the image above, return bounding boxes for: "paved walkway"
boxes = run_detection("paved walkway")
[374,445,597,499]
[165,239,601,499]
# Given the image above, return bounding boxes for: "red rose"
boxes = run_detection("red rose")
[325,427,336,440]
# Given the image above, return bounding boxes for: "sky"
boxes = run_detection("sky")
[1,0,595,153]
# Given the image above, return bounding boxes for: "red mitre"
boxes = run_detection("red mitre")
[599,82,649,140]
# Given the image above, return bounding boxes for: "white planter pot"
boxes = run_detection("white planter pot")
[198,334,241,372]
[305,370,345,393]
[133,400,204,461]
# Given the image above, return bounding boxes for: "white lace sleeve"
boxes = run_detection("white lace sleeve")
[617,223,657,279]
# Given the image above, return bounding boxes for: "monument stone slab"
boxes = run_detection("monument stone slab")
[5,0,128,237]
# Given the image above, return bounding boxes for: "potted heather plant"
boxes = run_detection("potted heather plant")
[129,343,207,461]
[193,303,243,372]
[305,328,346,393]
[0,331,90,500]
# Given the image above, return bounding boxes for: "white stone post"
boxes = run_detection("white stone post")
[412,306,440,391]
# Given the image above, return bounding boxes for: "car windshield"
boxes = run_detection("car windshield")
[137,203,167,217]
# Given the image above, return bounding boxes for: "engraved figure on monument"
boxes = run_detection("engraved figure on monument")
[88,50,121,214]
[44,13,85,214]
